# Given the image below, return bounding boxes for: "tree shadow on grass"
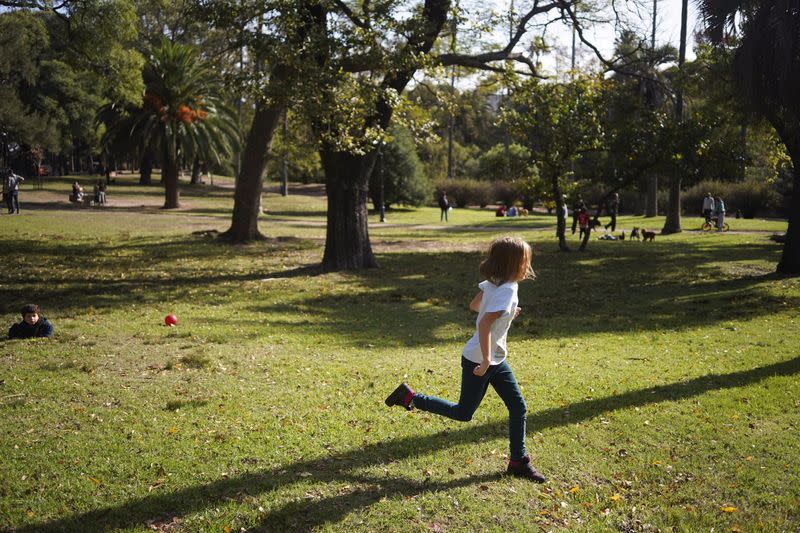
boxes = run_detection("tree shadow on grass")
[0,235,321,316]
[18,355,800,532]
[247,238,791,346]
[0,235,790,346]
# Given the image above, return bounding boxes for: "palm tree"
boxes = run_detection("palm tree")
[132,39,239,208]
[696,0,800,273]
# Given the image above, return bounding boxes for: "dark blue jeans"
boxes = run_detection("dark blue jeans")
[412,357,527,461]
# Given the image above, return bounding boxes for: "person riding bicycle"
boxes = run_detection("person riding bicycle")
[714,197,726,231]
[702,192,715,223]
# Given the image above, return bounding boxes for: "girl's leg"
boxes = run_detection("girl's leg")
[489,361,527,461]
[413,358,493,422]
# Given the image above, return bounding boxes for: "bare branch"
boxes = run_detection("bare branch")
[332,0,370,30]
[436,51,546,78]
[432,2,564,77]
[559,1,670,90]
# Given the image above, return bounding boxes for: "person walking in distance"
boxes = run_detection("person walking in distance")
[605,192,619,232]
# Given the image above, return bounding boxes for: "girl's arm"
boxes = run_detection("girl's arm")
[474,310,503,376]
[469,291,483,312]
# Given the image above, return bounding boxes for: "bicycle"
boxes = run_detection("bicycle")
[701,216,729,232]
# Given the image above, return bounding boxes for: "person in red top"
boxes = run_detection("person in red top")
[577,208,590,240]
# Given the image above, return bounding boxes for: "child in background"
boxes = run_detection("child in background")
[577,208,590,240]
[386,236,545,482]
[8,304,53,339]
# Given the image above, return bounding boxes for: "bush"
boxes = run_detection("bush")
[369,126,431,209]
[683,179,781,218]
[434,179,492,208]
[491,181,518,207]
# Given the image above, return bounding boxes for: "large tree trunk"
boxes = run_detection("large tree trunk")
[662,173,682,234]
[777,140,800,274]
[221,98,286,243]
[163,158,180,208]
[321,147,378,270]
[663,0,688,235]
[314,0,447,271]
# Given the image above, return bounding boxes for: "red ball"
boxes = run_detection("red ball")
[164,314,178,326]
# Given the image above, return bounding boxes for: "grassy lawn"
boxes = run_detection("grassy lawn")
[1,177,798,531]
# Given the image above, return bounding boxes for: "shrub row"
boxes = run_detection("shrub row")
[433,179,534,208]
[433,176,783,217]
[683,179,782,218]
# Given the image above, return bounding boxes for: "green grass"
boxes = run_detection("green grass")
[0,177,798,531]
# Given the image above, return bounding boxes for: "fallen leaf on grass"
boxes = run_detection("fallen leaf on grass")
[745,456,753,461]
[145,516,183,531]
[479,484,489,491]
[721,506,737,513]
[610,493,622,502]
[569,486,580,494]
[88,476,102,485]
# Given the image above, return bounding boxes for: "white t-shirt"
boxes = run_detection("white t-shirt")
[462,280,518,365]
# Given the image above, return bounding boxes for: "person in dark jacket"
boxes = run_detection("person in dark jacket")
[438,191,450,222]
[605,192,619,232]
[8,304,53,339]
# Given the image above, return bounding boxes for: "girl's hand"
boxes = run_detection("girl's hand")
[513,306,522,319]
[473,361,490,377]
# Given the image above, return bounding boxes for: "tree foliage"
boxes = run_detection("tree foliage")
[368,126,430,210]
[122,39,239,208]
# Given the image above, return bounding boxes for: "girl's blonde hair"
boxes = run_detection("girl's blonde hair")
[479,236,535,284]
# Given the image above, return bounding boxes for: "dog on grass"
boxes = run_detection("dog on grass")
[641,229,656,242]
[630,227,640,241]
[518,207,528,216]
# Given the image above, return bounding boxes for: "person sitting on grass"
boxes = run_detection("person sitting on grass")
[71,181,84,203]
[8,304,54,339]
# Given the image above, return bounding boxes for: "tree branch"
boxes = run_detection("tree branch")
[434,2,564,76]
[332,0,370,30]
[559,1,672,90]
